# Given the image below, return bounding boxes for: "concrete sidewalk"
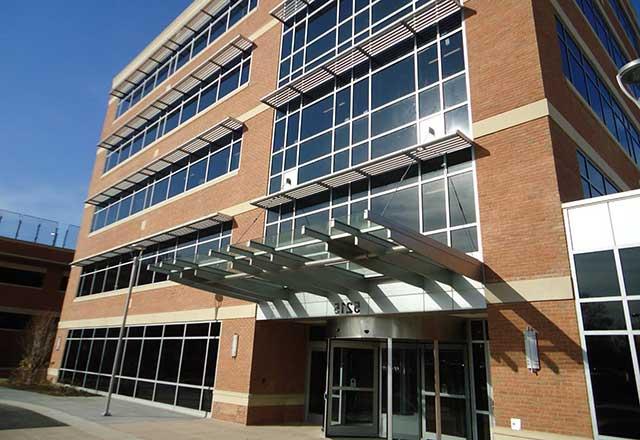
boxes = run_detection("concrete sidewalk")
[0,387,324,440]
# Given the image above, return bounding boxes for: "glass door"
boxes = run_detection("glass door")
[306,343,327,424]
[327,341,379,437]
[422,344,471,440]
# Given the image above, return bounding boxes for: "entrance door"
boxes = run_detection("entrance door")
[327,341,379,437]
[306,343,327,424]
[423,344,471,440]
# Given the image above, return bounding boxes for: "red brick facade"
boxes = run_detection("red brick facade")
[51,0,640,437]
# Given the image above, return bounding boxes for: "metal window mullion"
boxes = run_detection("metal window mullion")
[173,328,187,406]
[151,327,165,402]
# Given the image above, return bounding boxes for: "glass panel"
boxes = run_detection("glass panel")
[392,346,420,440]
[157,339,182,382]
[448,172,476,226]
[440,397,467,438]
[422,179,446,232]
[370,186,419,232]
[620,247,640,296]
[138,340,161,380]
[179,339,207,386]
[581,301,627,330]
[177,387,202,410]
[585,335,640,439]
[574,251,620,298]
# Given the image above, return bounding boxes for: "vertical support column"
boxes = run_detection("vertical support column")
[434,340,441,440]
[387,337,393,440]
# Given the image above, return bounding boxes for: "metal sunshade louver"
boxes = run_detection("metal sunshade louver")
[86,117,244,206]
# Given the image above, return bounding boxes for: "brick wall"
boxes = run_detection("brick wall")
[488,299,593,437]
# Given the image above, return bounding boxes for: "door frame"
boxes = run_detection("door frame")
[422,342,472,440]
[305,340,327,424]
[326,339,380,438]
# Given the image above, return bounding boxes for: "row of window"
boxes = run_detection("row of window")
[116,0,257,118]
[607,0,640,53]
[93,133,241,232]
[576,0,627,68]
[265,148,478,263]
[278,0,438,87]
[78,223,232,297]
[577,150,618,198]
[58,322,220,413]
[270,18,468,194]
[0,266,45,288]
[104,52,251,173]
[572,246,640,439]
[574,0,640,98]
[557,19,640,167]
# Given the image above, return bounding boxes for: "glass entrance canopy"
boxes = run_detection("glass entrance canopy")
[148,209,484,303]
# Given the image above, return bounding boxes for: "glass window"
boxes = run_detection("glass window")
[448,172,476,226]
[167,168,187,198]
[418,45,439,87]
[585,335,640,439]
[208,148,231,181]
[157,339,182,382]
[443,74,467,108]
[299,132,332,164]
[301,96,334,140]
[444,105,469,134]
[422,179,446,232]
[151,177,169,206]
[441,32,464,78]
[620,247,640,295]
[574,251,620,298]
[371,57,415,109]
[451,227,478,252]
[581,301,627,330]
[371,124,417,158]
[370,187,420,231]
[186,158,207,190]
[371,97,416,137]
[219,68,241,99]
[419,86,441,118]
[308,4,337,41]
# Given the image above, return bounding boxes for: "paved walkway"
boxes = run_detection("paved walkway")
[0,387,324,440]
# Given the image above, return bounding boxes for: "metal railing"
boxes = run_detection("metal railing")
[0,209,79,249]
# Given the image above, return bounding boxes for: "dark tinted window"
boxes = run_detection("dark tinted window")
[574,251,620,298]
[0,266,45,288]
[620,247,640,296]
[585,335,640,438]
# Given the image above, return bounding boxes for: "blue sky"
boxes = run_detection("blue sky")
[0,1,191,226]
[0,1,639,227]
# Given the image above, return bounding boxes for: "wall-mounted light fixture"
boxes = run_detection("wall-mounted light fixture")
[524,327,540,373]
[231,333,239,358]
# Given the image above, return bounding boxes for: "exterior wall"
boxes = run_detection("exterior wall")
[488,299,593,438]
[0,237,73,376]
[50,0,640,435]
[534,0,640,192]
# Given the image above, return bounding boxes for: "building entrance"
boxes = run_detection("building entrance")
[316,316,489,440]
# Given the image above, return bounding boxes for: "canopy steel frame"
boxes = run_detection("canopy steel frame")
[146,208,484,304]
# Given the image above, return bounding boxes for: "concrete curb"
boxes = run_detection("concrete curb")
[0,399,141,440]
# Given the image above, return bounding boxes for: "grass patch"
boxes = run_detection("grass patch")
[0,380,97,397]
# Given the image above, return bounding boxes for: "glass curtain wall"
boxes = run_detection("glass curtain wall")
[572,244,640,439]
[58,322,220,413]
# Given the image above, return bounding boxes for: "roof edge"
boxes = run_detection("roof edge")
[111,0,219,91]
